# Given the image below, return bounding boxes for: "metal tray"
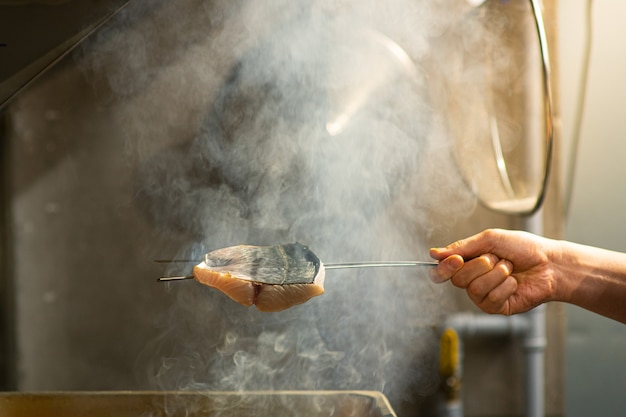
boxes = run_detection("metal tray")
[0,390,397,417]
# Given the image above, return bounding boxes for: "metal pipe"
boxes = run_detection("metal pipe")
[445,313,529,338]
[523,304,547,417]
[522,211,547,417]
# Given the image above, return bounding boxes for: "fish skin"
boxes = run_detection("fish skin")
[202,243,320,285]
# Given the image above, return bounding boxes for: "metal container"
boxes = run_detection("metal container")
[0,391,396,417]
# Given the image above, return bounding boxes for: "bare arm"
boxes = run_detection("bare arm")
[429,229,626,324]
[551,239,626,322]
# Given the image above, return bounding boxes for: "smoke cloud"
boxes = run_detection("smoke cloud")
[75,0,496,414]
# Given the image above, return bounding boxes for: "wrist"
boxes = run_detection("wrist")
[546,239,582,304]
[549,240,626,314]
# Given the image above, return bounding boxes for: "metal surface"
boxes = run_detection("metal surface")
[0,390,397,417]
[440,0,554,216]
[0,0,129,108]
[480,0,554,215]
[525,0,554,216]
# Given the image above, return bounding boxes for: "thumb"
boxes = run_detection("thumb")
[430,231,496,261]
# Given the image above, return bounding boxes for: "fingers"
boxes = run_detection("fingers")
[428,253,502,286]
[464,258,515,311]
[429,251,517,315]
[428,254,464,283]
[477,275,518,314]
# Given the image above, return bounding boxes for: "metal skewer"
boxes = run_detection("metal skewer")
[324,261,438,269]
[154,260,197,263]
[157,275,194,282]
[156,260,438,282]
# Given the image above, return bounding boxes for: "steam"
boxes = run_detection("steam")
[76,0,488,414]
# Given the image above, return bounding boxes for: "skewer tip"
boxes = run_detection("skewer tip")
[154,259,199,264]
[157,275,195,282]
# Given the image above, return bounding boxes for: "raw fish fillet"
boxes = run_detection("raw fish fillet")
[192,243,325,312]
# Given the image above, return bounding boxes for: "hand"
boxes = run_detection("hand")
[429,229,556,316]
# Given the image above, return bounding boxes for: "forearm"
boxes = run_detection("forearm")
[550,240,626,323]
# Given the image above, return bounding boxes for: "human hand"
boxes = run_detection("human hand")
[429,229,556,315]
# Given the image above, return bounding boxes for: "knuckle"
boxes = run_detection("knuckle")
[495,260,512,275]
[466,280,484,298]
[479,298,503,315]
[480,305,498,314]
[481,229,496,239]
[481,228,500,242]
[485,290,503,305]
[448,239,465,252]
[480,253,499,269]
[450,274,466,288]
